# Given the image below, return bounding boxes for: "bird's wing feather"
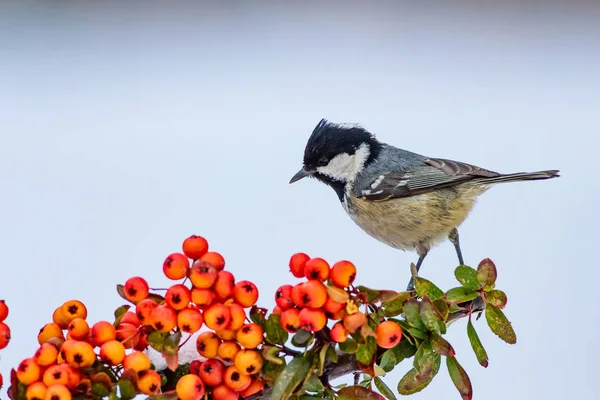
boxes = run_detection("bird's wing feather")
[355,157,500,201]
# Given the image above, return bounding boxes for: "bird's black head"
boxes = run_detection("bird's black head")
[289,119,381,199]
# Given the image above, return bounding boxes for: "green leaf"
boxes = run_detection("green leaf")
[379,349,397,372]
[397,342,441,396]
[374,377,397,400]
[163,331,182,356]
[431,333,455,357]
[326,345,338,363]
[146,391,178,400]
[467,319,489,367]
[317,344,330,376]
[414,277,444,301]
[407,327,428,340]
[91,382,111,398]
[477,258,497,289]
[147,293,165,305]
[262,345,285,365]
[117,379,137,400]
[339,338,359,354]
[357,286,382,303]
[266,314,289,346]
[390,339,417,363]
[250,306,268,331]
[264,360,287,381]
[271,356,313,400]
[445,287,478,304]
[485,304,517,344]
[454,266,481,290]
[485,290,507,309]
[433,299,449,321]
[446,356,473,400]
[338,385,385,400]
[147,331,169,352]
[113,305,130,327]
[301,374,326,393]
[419,297,446,335]
[291,329,314,347]
[116,284,131,303]
[380,292,411,317]
[403,299,425,330]
[356,336,377,366]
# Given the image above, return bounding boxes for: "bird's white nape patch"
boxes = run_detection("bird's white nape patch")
[316,143,370,183]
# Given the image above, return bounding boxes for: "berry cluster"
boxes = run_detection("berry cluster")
[0,300,10,390]
[275,253,403,349]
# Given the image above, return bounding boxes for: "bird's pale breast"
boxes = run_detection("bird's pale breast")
[344,184,486,252]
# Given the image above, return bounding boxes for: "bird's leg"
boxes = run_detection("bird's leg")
[406,248,428,291]
[448,228,465,266]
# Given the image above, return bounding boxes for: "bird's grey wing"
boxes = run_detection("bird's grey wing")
[355,157,500,201]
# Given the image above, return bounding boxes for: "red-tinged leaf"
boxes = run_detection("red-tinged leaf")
[419,296,446,335]
[326,285,350,303]
[477,258,497,289]
[116,284,131,303]
[358,361,376,377]
[485,290,508,309]
[357,286,382,303]
[373,290,403,303]
[414,277,444,301]
[467,318,489,368]
[147,293,165,305]
[446,356,473,400]
[398,342,441,396]
[431,333,455,357]
[163,353,179,372]
[338,385,385,400]
[485,304,517,344]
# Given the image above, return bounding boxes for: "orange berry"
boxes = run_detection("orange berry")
[289,252,310,278]
[124,277,149,303]
[123,351,151,372]
[191,288,215,309]
[292,280,327,309]
[17,358,42,385]
[280,308,301,333]
[163,252,190,280]
[165,284,192,310]
[60,300,88,324]
[213,384,239,400]
[240,378,264,398]
[67,318,89,341]
[213,271,235,301]
[90,321,116,347]
[182,235,209,260]
[37,323,64,345]
[275,285,294,311]
[25,381,47,400]
[330,260,357,288]
[199,358,225,387]
[204,303,231,331]
[137,370,162,395]
[189,261,218,289]
[135,298,159,324]
[215,329,237,341]
[234,281,259,308]
[58,340,76,364]
[225,303,246,331]
[0,300,8,322]
[343,311,367,334]
[120,311,142,327]
[43,364,70,386]
[149,305,177,333]
[330,322,348,343]
[375,320,403,349]
[236,324,263,349]
[116,322,140,348]
[196,332,221,359]
[65,341,96,368]
[218,341,241,363]
[34,343,59,367]
[298,308,327,332]
[199,251,225,271]
[234,349,263,376]
[44,384,71,400]
[224,365,251,392]
[272,305,282,315]
[304,257,330,281]
[324,296,346,316]
[52,307,70,330]
[0,322,10,349]
[99,340,126,365]
[177,307,204,334]
[176,374,206,400]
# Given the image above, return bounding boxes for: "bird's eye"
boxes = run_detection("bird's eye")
[318,157,329,166]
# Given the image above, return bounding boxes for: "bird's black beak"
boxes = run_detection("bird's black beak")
[289,167,312,184]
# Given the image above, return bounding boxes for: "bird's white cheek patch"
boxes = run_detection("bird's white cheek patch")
[317,144,370,183]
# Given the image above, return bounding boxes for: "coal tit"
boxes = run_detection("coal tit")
[290,119,560,289]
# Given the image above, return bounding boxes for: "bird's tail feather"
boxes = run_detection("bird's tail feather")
[480,170,560,185]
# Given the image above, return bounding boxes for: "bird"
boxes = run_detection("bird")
[289,119,560,290]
